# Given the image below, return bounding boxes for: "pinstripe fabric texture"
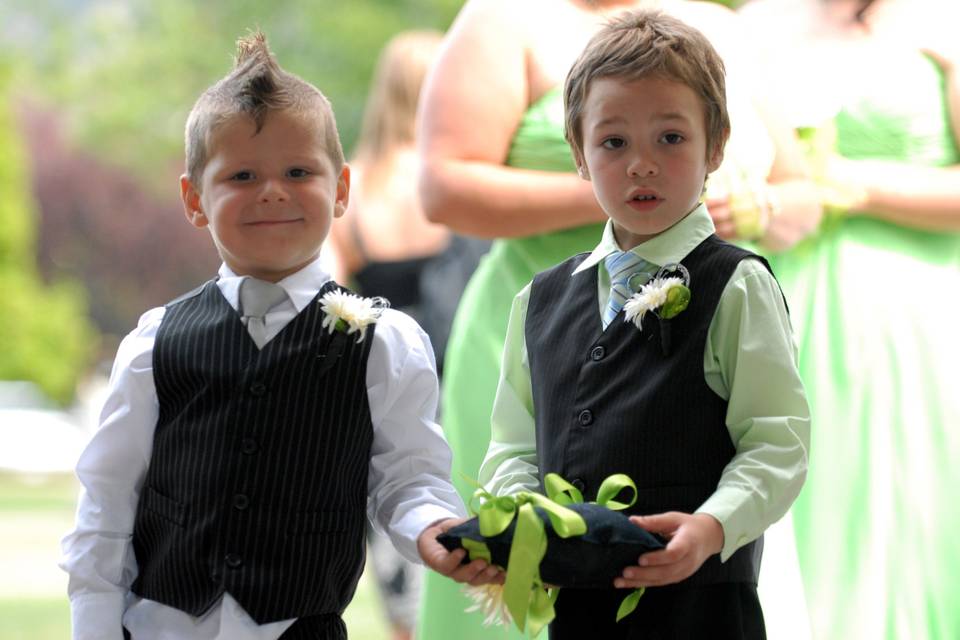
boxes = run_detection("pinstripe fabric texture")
[526,235,771,587]
[132,279,374,625]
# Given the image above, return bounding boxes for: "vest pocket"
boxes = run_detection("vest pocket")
[631,483,714,516]
[140,486,187,527]
[288,509,362,535]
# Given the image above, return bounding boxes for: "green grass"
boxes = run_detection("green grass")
[0,471,391,639]
[0,598,70,640]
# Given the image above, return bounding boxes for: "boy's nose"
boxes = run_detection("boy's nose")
[627,155,658,178]
[258,179,289,202]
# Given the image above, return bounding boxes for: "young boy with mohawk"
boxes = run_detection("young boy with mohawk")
[479,10,809,639]
[60,32,499,640]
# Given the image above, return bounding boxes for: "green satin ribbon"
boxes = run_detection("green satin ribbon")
[616,586,646,622]
[588,474,647,623]
[467,473,645,636]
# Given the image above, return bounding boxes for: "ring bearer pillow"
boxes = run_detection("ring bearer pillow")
[438,473,664,636]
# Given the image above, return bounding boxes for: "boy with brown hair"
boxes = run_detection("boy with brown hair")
[479,10,809,638]
[61,32,498,640]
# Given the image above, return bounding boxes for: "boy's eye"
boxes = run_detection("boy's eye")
[230,171,254,181]
[287,167,311,178]
[659,133,684,145]
[601,137,626,150]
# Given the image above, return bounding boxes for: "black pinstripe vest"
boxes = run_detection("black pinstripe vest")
[131,279,374,623]
[526,235,771,585]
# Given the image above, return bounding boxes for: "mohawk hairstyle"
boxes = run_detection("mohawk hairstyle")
[184,30,344,185]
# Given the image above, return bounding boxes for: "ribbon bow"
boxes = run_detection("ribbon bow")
[466,473,640,636]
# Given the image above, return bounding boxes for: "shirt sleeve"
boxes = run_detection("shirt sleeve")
[366,309,466,564]
[478,284,541,497]
[59,307,164,640]
[697,259,811,561]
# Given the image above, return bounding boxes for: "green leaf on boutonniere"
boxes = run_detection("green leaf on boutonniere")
[659,284,691,319]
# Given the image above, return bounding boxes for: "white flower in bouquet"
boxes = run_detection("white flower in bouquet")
[463,583,513,628]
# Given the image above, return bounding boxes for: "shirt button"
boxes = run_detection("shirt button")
[233,494,250,510]
[571,478,586,493]
[225,553,243,569]
[249,382,267,397]
[578,409,593,426]
[240,438,259,455]
[590,346,605,361]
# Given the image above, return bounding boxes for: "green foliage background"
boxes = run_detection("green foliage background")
[0,59,94,404]
[2,0,464,187]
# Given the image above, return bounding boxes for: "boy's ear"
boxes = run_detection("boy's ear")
[334,164,351,219]
[706,130,729,173]
[180,175,208,228]
[573,151,590,180]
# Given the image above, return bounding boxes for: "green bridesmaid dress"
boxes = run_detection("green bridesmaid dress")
[769,47,960,640]
[417,87,601,640]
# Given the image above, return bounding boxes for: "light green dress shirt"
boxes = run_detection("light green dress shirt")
[478,204,810,562]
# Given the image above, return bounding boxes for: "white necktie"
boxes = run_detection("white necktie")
[239,277,289,348]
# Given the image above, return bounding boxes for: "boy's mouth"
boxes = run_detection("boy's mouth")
[626,190,661,211]
[246,218,302,226]
[626,189,661,204]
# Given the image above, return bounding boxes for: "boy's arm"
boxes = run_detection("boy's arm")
[365,309,503,585]
[59,308,162,639]
[478,285,540,496]
[620,260,809,587]
[365,308,466,563]
[695,259,810,561]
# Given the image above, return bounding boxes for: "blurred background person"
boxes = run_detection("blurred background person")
[327,31,489,383]
[739,0,960,638]
[414,1,821,638]
[326,29,490,640]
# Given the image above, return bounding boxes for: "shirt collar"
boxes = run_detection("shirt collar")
[217,257,333,313]
[572,202,716,275]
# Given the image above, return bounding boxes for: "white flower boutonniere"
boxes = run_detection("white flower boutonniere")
[319,290,388,343]
[622,263,691,331]
[623,263,691,356]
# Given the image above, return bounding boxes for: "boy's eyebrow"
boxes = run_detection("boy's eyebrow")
[593,115,628,128]
[591,112,694,128]
[652,112,694,124]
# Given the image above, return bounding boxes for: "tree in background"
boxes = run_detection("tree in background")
[2,0,465,186]
[21,106,220,338]
[0,60,94,405]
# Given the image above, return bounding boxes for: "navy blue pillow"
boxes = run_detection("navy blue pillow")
[438,502,666,588]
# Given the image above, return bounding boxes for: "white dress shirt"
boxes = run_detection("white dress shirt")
[60,258,466,640]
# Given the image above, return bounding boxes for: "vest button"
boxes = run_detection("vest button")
[571,478,586,493]
[590,346,605,361]
[225,553,243,569]
[233,494,250,510]
[578,409,593,426]
[249,382,267,397]
[241,438,259,455]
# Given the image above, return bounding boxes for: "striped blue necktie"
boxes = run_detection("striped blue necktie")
[602,251,654,328]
